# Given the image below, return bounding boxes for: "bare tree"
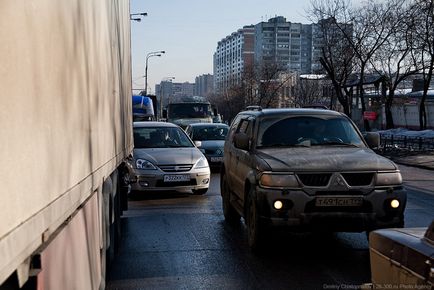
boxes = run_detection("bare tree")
[255,60,292,108]
[311,0,408,131]
[210,76,246,124]
[409,0,434,130]
[292,76,330,107]
[212,58,299,122]
[309,0,355,116]
[352,0,409,131]
[370,0,419,129]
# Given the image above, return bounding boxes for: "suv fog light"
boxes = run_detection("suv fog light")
[274,200,283,210]
[139,181,149,187]
[202,178,210,184]
[390,199,400,209]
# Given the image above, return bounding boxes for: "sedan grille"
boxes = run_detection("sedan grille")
[156,179,197,187]
[297,173,332,187]
[158,164,193,172]
[341,173,374,186]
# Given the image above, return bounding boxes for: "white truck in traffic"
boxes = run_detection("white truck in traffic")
[0,1,132,289]
[164,98,221,129]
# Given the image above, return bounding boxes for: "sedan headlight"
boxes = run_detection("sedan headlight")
[260,173,300,188]
[375,171,402,186]
[136,159,157,170]
[193,156,209,169]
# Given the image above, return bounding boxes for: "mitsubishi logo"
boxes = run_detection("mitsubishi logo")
[335,175,345,186]
[331,174,348,189]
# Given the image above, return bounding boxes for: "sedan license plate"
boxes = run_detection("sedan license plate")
[163,174,190,182]
[210,157,223,162]
[315,196,363,207]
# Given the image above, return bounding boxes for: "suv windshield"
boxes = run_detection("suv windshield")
[257,116,365,147]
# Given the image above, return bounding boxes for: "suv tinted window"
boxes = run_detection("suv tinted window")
[257,116,364,147]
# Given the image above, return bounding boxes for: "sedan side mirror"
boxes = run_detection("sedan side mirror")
[194,140,202,148]
[234,133,250,150]
[364,132,380,149]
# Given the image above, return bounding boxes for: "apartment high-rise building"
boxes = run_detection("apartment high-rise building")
[254,16,313,74]
[213,16,350,96]
[194,74,214,98]
[156,81,195,108]
[213,25,255,93]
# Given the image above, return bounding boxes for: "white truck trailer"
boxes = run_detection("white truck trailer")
[0,1,133,289]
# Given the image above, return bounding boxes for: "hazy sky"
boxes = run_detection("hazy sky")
[130,0,311,94]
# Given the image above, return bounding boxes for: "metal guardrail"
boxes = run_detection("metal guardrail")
[379,135,434,154]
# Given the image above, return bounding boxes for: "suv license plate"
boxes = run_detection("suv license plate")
[315,197,363,207]
[163,174,190,182]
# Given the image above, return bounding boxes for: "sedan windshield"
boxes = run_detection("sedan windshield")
[192,126,228,141]
[257,116,365,148]
[134,127,194,148]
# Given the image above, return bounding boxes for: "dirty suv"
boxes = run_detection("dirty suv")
[220,107,406,250]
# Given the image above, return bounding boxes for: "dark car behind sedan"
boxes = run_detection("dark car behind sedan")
[185,123,229,169]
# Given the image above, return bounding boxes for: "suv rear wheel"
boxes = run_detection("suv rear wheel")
[221,172,240,224]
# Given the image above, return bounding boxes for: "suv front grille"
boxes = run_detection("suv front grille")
[158,164,192,172]
[315,190,363,196]
[341,173,374,186]
[297,173,332,187]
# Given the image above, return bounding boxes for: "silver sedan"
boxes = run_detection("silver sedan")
[125,122,210,195]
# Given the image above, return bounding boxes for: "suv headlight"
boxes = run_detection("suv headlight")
[193,156,209,169]
[260,173,300,188]
[375,171,402,186]
[136,159,157,170]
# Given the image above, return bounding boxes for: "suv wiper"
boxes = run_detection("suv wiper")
[260,143,310,148]
[319,141,359,147]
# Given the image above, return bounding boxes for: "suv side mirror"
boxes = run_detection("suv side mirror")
[234,133,250,150]
[364,132,380,149]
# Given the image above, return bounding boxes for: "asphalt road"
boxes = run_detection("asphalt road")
[107,167,434,290]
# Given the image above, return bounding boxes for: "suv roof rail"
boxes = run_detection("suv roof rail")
[302,105,328,110]
[245,105,262,111]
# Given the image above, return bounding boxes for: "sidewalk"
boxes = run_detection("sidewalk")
[383,151,434,171]
[383,151,434,196]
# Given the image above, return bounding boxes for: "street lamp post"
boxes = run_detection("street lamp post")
[159,77,175,120]
[144,50,165,95]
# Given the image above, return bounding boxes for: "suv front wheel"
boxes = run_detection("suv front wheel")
[221,172,240,224]
[245,187,266,252]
